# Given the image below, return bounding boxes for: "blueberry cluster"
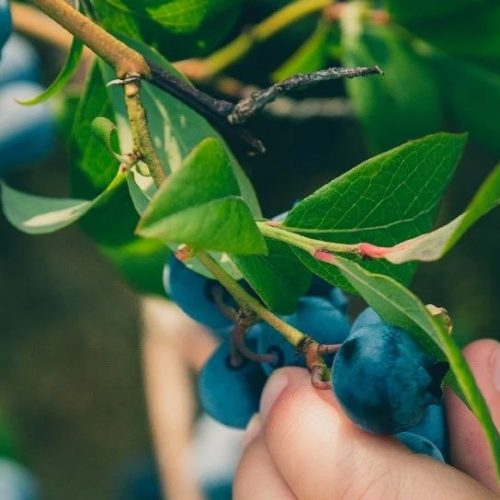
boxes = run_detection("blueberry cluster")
[0,2,55,175]
[333,308,449,461]
[166,255,348,425]
[165,255,449,463]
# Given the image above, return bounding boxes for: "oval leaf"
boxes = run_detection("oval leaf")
[136,138,266,255]
[1,169,126,234]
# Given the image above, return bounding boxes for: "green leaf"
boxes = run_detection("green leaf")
[429,52,500,154]
[137,138,267,255]
[233,239,312,314]
[284,133,466,291]
[390,1,500,65]
[272,21,332,82]
[384,0,488,23]
[100,37,261,217]
[92,0,243,59]
[340,9,443,152]
[71,64,119,197]
[333,254,500,474]
[1,169,126,234]
[379,165,500,264]
[70,63,167,295]
[16,37,84,105]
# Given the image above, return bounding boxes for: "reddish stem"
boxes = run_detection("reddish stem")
[302,339,332,390]
[232,324,276,364]
[317,343,341,355]
[358,242,391,259]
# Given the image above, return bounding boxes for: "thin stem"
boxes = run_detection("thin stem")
[123,79,167,187]
[258,222,359,255]
[200,0,333,78]
[228,65,382,124]
[196,252,306,347]
[31,0,150,78]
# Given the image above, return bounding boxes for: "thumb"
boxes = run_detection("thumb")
[259,367,495,500]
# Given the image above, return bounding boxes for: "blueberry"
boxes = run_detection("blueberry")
[198,340,267,429]
[328,287,348,313]
[0,0,12,54]
[332,323,442,434]
[350,307,382,333]
[0,35,41,85]
[0,82,56,174]
[306,275,332,297]
[396,432,445,462]
[407,403,448,459]
[257,296,350,375]
[164,255,233,330]
[296,296,350,343]
[253,314,297,375]
[203,480,232,500]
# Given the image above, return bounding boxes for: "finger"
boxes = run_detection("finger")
[234,417,296,500]
[260,367,495,500]
[445,339,500,493]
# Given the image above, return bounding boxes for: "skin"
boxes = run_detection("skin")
[235,339,500,499]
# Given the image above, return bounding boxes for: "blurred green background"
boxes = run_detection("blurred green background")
[1,0,499,498]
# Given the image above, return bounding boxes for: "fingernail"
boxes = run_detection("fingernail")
[260,371,289,422]
[243,414,262,448]
[493,342,500,392]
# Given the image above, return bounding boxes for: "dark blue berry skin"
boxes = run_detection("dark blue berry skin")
[328,288,348,313]
[0,0,11,54]
[0,82,55,174]
[256,296,350,375]
[332,324,441,435]
[0,35,41,85]
[252,314,297,375]
[396,432,445,462]
[350,307,382,333]
[307,275,332,297]
[164,255,233,330]
[204,481,232,500]
[198,340,268,429]
[407,403,448,459]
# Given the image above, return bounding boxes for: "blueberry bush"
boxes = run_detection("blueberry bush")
[1,0,499,482]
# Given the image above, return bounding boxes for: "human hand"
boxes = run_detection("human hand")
[234,339,500,499]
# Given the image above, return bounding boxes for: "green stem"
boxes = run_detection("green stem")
[196,252,306,347]
[258,221,359,254]
[124,80,167,187]
[31,0,150,78]
[201,0,333,77]
[122,83,305,348]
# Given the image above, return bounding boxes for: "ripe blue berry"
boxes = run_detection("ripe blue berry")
[328,287,348,313]
[332,323,443,434]
[407,403,448,458]
[0,82,55,173]
[307,275,332,297]
[0,35,41,85]
[256,295,350,374]
[198,341,267,429]
[396,432,445,462]
[252,314,297,375]
[350,307,382,333]
[164,256,233,330]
